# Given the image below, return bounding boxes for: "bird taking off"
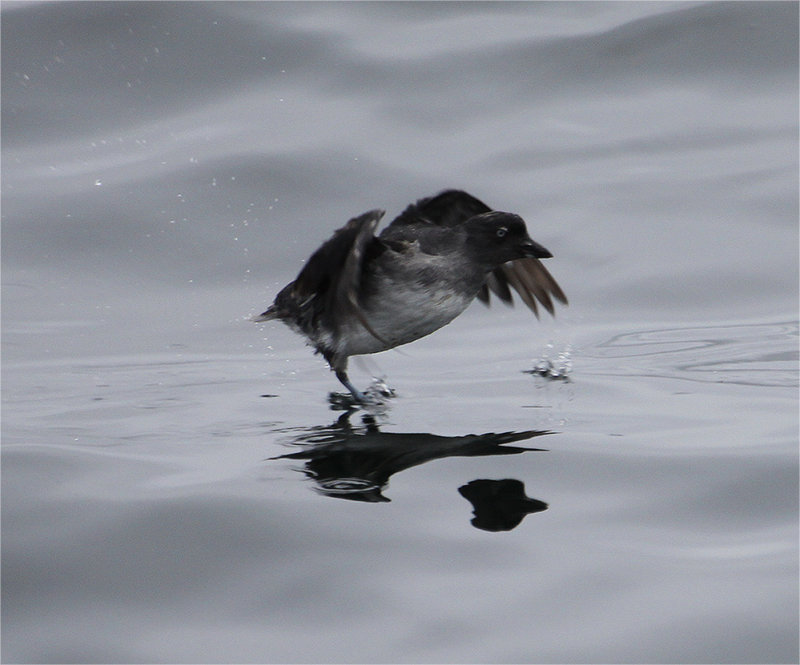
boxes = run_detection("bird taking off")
[254,189,567,403]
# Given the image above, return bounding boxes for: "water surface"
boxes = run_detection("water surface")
[2,2,798,663]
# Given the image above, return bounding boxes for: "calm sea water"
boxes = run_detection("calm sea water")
[2,2,798,663]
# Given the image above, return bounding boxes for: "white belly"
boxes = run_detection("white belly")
[333,277,476,358]
[325,246,485,358]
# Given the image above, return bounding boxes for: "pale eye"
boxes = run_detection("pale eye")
[496,227,507,238]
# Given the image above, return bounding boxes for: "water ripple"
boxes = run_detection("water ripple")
[585,320,798,388]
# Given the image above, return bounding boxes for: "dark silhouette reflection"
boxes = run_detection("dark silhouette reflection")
[459,479,548,531]
[271,412,551,503]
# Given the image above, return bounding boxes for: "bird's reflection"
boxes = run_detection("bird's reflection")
[459,479,548,531]
[271,412,551,529]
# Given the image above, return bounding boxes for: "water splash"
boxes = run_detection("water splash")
[363,376,396,400]
[527,343,573,382]
[328,376,396,415]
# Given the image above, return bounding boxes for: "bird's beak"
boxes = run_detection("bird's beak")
[520,237,552,259]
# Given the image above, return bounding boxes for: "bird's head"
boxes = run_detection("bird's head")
[464,211,552,269]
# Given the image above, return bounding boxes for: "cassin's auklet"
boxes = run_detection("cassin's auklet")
[254,189,567,402]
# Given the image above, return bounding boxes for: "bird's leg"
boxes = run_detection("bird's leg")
[334,366,367,404]
[332,357,395,406]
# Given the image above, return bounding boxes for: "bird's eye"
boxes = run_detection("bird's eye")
[496,227,507,238]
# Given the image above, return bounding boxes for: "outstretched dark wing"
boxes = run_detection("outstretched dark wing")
[384,189,568,317]
[257,209,388,342]
[481,256,567,318]
[386,189,493,229]
[292,209,383,303]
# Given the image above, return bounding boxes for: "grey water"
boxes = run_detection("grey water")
[2,2,798,663]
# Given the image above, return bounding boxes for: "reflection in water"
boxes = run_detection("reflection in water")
[271,413,551,512]
[459,479,548,532]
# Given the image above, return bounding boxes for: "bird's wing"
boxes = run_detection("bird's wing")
[384,189,492,230]
[477,257,568,318]
[384,190,568,317]
[291,209,389,341]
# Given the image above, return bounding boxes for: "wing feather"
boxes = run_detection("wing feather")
[385,189,492,231]
[267,209,387,341]
[330,211,390,344]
